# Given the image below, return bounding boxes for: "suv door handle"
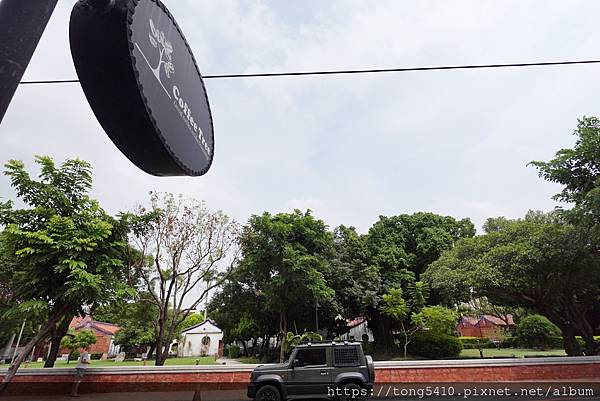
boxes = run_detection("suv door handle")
[320,370,328,375]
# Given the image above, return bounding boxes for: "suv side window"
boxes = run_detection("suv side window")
[295,348,326,367]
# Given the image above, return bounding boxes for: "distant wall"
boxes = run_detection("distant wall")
[1,356,599,396]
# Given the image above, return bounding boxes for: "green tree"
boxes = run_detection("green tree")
[424,212,600,355]
[209,277,277,359]
[325,226,379,335]
[178,313,205,333]
[230,313,259,356]
[379,284,429,358]
[366,212,474,350]
[515,315,561,350]
[530,116,600,209]
[236,210,336,362]
[416,305,457,336]
[0,157,131,393]
[284,331,322,353]
[94,292,158,356]
[60,329,97,363]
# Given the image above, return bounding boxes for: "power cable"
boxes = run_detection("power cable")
[18,59,600,85]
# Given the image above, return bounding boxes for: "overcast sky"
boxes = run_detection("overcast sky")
[1,0,596,236]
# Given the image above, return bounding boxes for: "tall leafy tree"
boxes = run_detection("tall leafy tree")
[379,284,429,358]
[0,157,130,392]
[424,212,600,355]
[94,292,158,356]
[324,225,379,334]
[530,116,600,210]
[236,210,336,362]
[365,212,474,349]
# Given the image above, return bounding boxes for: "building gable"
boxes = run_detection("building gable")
[181,319,222,334]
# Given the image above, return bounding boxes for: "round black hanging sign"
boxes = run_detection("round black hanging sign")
[70,0,214,176]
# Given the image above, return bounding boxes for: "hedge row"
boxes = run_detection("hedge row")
[407,332,463,359]
[459,335,600,350]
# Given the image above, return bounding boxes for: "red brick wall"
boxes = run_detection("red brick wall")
[458,326,506,338]
[2,361,599,396]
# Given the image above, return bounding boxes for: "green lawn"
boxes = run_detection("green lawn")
[20,356,217,368]
[460,348,566,358]
[235,357,261,364]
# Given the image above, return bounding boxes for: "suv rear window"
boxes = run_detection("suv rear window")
[296,348,326,366]
[333,346,360,367]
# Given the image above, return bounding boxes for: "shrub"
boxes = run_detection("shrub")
[91,353,103,360]
[407,332,463,359]
[362,341,376,357]
[228,345,240,358]
[69,350,80,361]
[417,306,458,335]
[515,315,561,349]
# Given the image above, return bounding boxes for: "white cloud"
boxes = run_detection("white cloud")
[2,0,597,237]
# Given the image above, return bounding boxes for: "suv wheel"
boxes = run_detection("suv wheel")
[255,384,281,401]
[339,382,365,401]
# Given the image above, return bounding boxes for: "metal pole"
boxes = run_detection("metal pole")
[315,300,319,332]
[11,319,26,364]
[0,0,59,124]
[1,333,15,364]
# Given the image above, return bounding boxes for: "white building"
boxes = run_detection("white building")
[176,319,223,357]
[340,317,374,342]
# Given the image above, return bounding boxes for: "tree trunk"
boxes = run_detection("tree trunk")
[44,316,71,368]
[369,310,393,350]
[579,331,599,356]
[155,341,169,366]
[279,312,287,363]
[560,326,583,356]
[241,341,248,357]
[154,314,167,366]
[147,344,156,358]
[0,312,64,395]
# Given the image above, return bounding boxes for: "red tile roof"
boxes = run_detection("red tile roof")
[70,315,120,336]
[459,314,514,327]
[347,317,367,328]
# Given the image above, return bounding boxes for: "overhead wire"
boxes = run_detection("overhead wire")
[18,59,600,85]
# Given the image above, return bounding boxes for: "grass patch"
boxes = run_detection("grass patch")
[21,356,217,368]
[236,357,261,364]
[460,348,566,359]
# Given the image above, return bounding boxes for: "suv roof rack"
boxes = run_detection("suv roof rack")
[298,339,359,346]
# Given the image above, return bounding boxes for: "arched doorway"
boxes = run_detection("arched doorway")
[200,335,211,356]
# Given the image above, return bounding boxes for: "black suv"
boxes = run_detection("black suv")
[247,341,375,401]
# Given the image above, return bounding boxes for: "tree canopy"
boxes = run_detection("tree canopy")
[424,212,600,355]
[0,157,131,392]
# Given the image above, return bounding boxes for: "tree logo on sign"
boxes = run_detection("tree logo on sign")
[135,19,175,98]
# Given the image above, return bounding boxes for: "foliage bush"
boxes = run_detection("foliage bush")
[362,341,376,356]
[91,353,103,360]
[228,345,240,358]
[515,315,561,349]
[407,331,463,359]
[68,350,80,361]
[417,306,458,335]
